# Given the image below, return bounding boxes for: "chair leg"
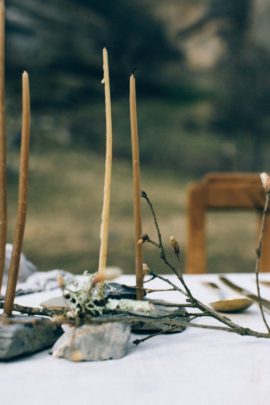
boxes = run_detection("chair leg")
[186,183,206,274]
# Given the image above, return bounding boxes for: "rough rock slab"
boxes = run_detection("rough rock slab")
[0,316,63,360]
[41,296,68,310]
[131,303,188,334]
[104,282,143,300]
[52,322,131,362]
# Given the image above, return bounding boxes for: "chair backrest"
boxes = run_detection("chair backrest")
[186,173,270,273]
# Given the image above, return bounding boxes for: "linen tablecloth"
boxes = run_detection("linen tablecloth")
[1,273,270,405]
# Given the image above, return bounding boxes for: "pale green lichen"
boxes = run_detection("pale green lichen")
[63,272,105,318]
[106,298,153,313]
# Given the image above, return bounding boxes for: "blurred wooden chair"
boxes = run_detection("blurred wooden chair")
[186,173,270,273]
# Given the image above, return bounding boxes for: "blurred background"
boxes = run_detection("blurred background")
[4,0,270,274]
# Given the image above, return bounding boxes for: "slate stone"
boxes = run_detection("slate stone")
[52,322,131,362]
[104,282,143,300]
[41,296,68,310]
[131,303,189,334]
[0,316,63,360]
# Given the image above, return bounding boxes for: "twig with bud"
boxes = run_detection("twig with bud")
[141,190,270,341]
[255,173,270,332]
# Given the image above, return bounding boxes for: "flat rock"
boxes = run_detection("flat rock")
[52,322,131,362]
[41,296,68,310]
[0,316,63,360]
[104,282,142,300]
[131,303,189,334]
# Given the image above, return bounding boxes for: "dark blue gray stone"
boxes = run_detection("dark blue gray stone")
[0,316,63,360]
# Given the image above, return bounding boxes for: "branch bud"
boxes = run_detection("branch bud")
[260,172,270,194]
[138,234,150,244]
[143,263,150,276]
[141,190,147,198]
[170,236,180,257]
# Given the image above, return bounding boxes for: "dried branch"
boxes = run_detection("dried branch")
[141,191,270,341]
[187,322,270,338]
[141,190,183,275]
[148,272,187,297]
[147,299,193,308]
[2,295,269,344]
[144,287,177,294]
[133,315,270,346]
[0,301,65,317]
[133,324,181,345]
[255,192,270,332]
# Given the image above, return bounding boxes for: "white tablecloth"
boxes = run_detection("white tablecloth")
[1,273,270,405]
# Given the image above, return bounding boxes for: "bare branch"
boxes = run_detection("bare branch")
[141,191,270,341]
[255,193,270,332]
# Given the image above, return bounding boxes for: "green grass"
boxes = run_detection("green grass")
[207,211,257,273]
[5,147,259,275]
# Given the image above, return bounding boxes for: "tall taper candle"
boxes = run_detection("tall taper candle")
[130,74,144,300]
[4,72,30,316]
[0,0,6,293]
[97,48,113,279]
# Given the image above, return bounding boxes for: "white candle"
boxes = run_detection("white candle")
[97,48,113,279]
[130,74,144,300]
[4,72,30,316]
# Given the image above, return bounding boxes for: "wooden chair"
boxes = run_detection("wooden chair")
[186,173,270,273]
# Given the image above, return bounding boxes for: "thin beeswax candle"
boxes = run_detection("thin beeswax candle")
[130,74,144,300]
[4,72,30,316]
[0,0,6,292]
[97,48,113,279]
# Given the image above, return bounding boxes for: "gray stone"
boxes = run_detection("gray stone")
[52,322,131,362]
[131,303,188,334]
[104,282,142,300]
[3,243,37,284]
[40,296,68,310]
[0,316,63,360]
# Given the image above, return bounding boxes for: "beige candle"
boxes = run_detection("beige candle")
[4,72,30,316]
[129,74,144,300]
[97,48,113,279]
[0,0,6,293]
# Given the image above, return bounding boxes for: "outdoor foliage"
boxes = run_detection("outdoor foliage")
[5,0,270,174]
